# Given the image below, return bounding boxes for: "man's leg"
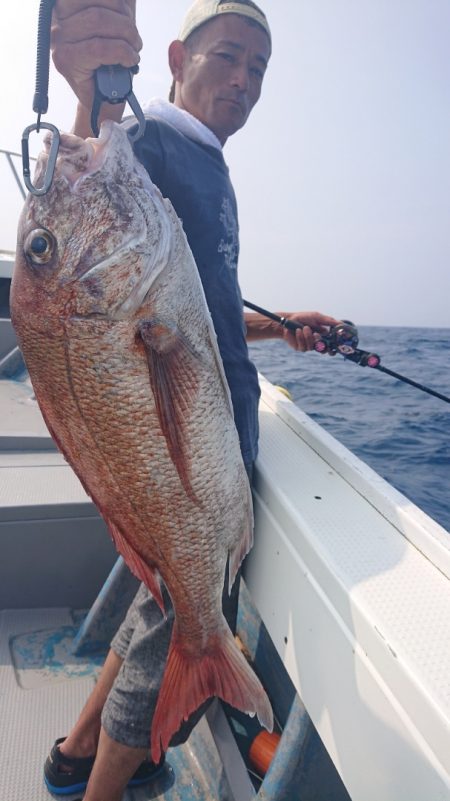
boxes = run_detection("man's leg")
[44,585,157,795]
[82,727,148,801]
[59,649,123,759]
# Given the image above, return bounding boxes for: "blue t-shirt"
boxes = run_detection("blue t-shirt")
[130,118,260,465]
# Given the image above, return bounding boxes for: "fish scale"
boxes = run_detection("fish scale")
[11,120,273,762]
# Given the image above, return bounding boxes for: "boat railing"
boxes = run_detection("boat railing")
[0,147,36,292]
[0,148,34,201]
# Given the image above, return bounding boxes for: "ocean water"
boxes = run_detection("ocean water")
[249,326,450,532]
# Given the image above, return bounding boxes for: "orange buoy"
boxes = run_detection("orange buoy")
[248,730,282,777]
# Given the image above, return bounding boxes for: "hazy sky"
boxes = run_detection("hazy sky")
[1,1,449,327]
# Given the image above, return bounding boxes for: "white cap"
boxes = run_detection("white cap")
[178,0,271,45]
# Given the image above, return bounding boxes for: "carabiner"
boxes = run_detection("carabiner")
[21,122,60,196]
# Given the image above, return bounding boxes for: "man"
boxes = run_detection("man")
[44,2,339,799]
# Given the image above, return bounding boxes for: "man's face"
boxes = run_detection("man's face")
[172,15,271,144]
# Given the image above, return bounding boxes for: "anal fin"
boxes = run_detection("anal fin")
[107,521,165,616]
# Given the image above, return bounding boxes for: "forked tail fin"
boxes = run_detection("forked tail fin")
[150,620,273,763]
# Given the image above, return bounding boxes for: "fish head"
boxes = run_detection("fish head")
[12,121,172,331]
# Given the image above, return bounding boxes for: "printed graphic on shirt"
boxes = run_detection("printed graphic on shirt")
[218,197,239,271]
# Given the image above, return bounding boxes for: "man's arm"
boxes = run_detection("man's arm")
[245,311,340,352]
[51,0,142,138]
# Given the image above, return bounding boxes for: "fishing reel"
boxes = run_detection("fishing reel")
[314,320,359,356]
[315,320,381,367]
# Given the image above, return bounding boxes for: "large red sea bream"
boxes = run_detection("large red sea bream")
[10,121,273,761]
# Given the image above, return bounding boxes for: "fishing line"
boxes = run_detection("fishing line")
[243,300,450,405]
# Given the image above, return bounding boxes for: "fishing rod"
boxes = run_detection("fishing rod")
[243,299,450,405]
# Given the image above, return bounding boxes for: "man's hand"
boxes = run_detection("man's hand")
[51,0,142,135]
[280,311,340,352]
[245,310,340,352]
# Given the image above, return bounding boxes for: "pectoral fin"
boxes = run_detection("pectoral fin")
[138,320,200,504]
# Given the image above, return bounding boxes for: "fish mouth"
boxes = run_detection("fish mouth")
[84,120,126,174]
[44,121,128,188]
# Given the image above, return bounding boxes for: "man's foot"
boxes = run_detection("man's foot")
[44,737,165,795]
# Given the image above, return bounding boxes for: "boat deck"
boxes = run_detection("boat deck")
[0,606,249,801]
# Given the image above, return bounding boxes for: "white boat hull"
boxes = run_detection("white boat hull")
[246,376,450,800]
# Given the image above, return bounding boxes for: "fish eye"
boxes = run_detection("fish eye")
[24,228,56,265]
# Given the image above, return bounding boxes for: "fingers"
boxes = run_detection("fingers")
[52,36,141,82]
[52,5,141,50]
[51,2,142,109]
[54,0,136,22]
[284,326,318,352]
[281,311,344,352]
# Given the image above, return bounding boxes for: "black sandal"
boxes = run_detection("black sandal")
[44,737,165,795]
